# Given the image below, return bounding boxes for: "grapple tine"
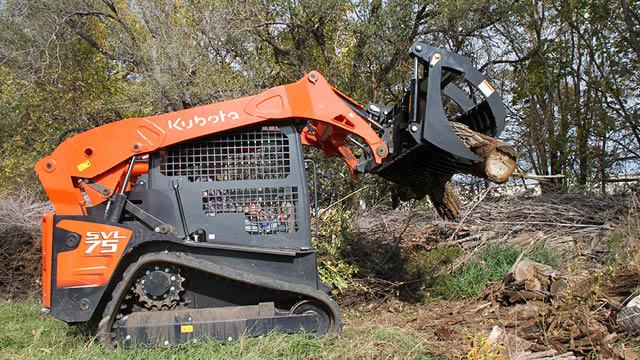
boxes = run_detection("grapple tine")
[443,83,475,113]
[417,54,480,161]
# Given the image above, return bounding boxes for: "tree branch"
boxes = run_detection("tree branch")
[620,0,640,57]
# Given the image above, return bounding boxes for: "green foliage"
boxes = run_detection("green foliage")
[317,260,358,293]
[0,299,442,359]
[1,0,638,197]
[404,245,462,300]
[435,243,521,299]
[530,245,559,268]
[313,208,359,293]
[0,37,152,194]
[607,231,626,252]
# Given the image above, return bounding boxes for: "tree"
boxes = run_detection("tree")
[0,0,637,197]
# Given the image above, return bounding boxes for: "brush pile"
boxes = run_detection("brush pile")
[0,193,50,298]
[344,192,626,302]
[351,192,628,265]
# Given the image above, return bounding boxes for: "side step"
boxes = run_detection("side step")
[115,302,319,347]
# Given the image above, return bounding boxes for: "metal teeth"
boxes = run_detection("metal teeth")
[133,265,185,310]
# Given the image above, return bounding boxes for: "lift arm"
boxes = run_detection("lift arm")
[36,71,387,215]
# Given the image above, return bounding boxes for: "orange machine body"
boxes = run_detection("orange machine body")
[55,220,132,288]
[36,71,387,309]
[41,218,133,308]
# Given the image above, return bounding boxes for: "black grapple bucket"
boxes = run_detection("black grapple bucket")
[372,43,506,187]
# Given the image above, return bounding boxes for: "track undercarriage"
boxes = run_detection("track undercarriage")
[97,252,340,348]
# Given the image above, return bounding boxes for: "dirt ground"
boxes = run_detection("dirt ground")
[346,292,640,358]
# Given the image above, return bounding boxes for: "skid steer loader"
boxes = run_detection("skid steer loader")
[35,42,513,347]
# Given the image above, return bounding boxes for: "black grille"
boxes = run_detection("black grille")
[375,143,473,186]
[159,127,291,181]
[202,187,298,234]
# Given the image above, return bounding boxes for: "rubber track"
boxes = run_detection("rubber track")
[96,252,342,348]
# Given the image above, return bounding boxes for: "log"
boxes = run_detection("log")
[500,259,567,304]
[425,176,461,221]
[391,176,461,221]
[450,122,518,183]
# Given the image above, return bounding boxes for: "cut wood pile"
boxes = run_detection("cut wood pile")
[487,260,640,357]
[499,258,569,304]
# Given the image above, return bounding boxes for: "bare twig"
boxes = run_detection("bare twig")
[319,186,370,217]
[447,186,493,242]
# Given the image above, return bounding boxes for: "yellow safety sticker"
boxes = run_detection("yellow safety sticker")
[180,325,194,333]
[478,80,495,98]
[76,160,92,172]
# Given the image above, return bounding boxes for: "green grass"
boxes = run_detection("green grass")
[433,243,520,299]
[425,243,559,299]
[529,246,559,268]
[0,299,441,360]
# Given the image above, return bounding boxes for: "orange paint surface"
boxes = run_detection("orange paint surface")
[41,213,54,308]
[55,220,132,288]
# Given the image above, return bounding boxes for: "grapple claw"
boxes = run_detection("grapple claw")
[371,42,508,187]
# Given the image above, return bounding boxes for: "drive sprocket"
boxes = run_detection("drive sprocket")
[133,265,185,310]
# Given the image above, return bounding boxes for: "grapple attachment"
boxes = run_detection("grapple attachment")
[363,42,507,187]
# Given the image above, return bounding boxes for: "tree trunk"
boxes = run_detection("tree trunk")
[426,178,461,221]
[391,176,461,221]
